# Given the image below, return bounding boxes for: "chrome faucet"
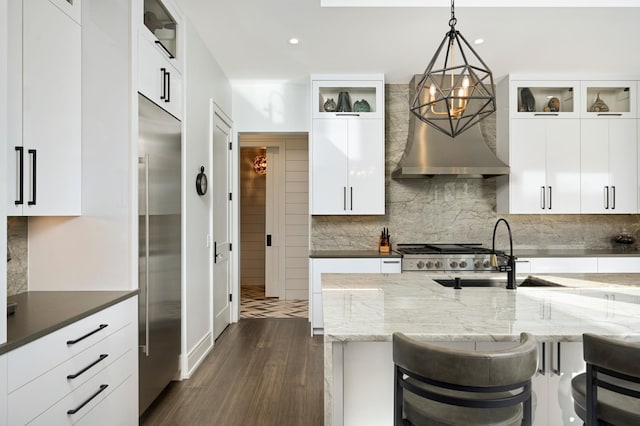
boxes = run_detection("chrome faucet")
[491,218,517,290]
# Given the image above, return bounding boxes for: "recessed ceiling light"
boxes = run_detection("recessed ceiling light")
[289,38,300,45]
[474,38,484,45]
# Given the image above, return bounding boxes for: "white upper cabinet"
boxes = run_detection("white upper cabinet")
[498,75,640,215]
[310,75,385,215]
[137,0,184,118]
[509,80,579,119]
[507,119,581,214]
[581,119,637,213]
[6,0,82,216]
[580,81,637,118]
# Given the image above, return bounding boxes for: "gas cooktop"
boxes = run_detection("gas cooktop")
[396,243,504,272]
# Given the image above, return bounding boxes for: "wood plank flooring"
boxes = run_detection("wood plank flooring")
[140,319,324,426]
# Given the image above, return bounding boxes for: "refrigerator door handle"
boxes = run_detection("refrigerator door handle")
[139,154,150,356]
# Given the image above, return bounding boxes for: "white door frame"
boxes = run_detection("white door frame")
[239,135,286,299]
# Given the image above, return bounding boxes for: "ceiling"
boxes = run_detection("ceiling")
[174,1,640,85]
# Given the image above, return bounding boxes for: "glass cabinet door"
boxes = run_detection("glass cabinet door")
[312,79,383,119]
[580,81,637,118]
[143,0,177,59]
[509,81,580,118]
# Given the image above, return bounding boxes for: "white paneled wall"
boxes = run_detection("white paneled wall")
[240,147,266,287]
[284,136,309,300]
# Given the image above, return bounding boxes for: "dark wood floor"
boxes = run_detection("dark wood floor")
[140,319,324,426]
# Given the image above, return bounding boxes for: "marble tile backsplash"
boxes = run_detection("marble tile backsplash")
[7,216,28,296]
[311,84,640,251]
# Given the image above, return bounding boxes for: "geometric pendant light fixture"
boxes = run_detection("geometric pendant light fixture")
[253,154,267,175]
[410,0,496,138]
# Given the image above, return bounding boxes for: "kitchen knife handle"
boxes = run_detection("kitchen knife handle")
[15,147,23,205]
[604,186,609,209]
[540,186,545,210]
[611,186,616,210]
[28,149,36,205]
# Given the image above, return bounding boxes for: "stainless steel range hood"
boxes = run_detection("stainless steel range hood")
[392,75,509,179]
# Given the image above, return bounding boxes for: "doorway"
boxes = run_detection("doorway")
[238,134,309,319]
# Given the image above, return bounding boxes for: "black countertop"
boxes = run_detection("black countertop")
[2,290,139,355]
[309,250,402,259]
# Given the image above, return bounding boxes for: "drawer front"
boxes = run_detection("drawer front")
[380,259,401,274]
[8,322,135,425]
[26,349,135,426]
[75,375,137,426]
[8,297,136,392]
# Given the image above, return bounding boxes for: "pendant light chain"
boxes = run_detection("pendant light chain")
[449,0,457,29]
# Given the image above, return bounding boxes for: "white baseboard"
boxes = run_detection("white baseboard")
[183,332,213,379]
[285,289,309,300]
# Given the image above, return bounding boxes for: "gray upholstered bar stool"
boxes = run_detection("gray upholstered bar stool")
[571,333,640,426]
[393,332,538,426]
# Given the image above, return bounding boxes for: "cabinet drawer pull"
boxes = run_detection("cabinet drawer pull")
[66,324,108,345]
[343,187,347,211]
[534,113,559,117]
[597,113,622,116]
[547,186,552,210]
[350,187,353,210]
[336,113,360,117]
[67,354,109,380]
[66,384,109,415]
[604,186,609,209]
[165,70,171,103]
[154,40,175,59]
[540,186,545,210]
[15,147,24,205]
[383,260,400,264]
[611,186,616,210]
[160,68,167,100]
[28,149,37,206]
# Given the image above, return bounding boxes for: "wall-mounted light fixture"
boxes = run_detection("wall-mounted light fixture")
[253,154,267,175]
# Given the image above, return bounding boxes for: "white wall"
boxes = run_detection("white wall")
[27,0,132,291]
[1,0,8,343]
[182,18,232,377]
[232,81,309,133]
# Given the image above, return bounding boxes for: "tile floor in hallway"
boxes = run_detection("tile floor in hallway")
[240,286,308,319]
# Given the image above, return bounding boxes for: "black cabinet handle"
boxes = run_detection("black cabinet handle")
[154,40,175,59]
[66,324,108,345]
[336,113,360,117]
[67,354,108,380]
[343,187,347,211]
[611,186,616,210]
[350,187,353,210]
[548,186,552,210]
[165,70,171,103]
[604,186,609,209]
[67,384,109,415]
[266,234,272,247]
[540,186,545,210]
[28,149,36,206]
[534,113,559,116]
[15,147,23,205]
[597,113,622,117]
[160,68,167,100]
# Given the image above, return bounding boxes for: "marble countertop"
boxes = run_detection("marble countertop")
[321,273,640,344]
[2,290,139,355]
[515,248,640,257]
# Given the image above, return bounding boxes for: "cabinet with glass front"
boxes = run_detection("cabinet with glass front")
[580,81,637,118]
[312,77,383,119]
[509,81,579,118]
[141,0,182,72]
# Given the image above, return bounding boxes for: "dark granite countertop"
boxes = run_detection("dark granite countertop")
[2,290,139,355]
[309,250,402,259]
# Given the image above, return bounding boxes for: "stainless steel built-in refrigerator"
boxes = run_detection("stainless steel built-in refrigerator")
[138,94,182,415]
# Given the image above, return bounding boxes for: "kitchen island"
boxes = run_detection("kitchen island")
[322,272,640,426]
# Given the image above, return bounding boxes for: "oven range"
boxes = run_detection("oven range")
[396,243,505,272]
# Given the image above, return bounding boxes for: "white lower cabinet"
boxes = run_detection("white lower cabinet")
[597,256,640,272]
[309,258,401,334]
[519,257,598,273]
[6,297,137,425]
[0,354,6,426]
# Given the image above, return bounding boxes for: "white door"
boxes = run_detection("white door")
[608,119,637,213]
[347,118,384,214]
[264,146,282,298]
[510,119,546,213]
[212,106,232,340]
[545,119,581,213]
[311,119,348,214]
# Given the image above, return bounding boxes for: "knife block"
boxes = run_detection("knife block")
[379,236,390,253]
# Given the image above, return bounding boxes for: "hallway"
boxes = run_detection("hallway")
[140,319,323,426]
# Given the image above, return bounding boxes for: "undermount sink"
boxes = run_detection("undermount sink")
[433,277,564,288]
